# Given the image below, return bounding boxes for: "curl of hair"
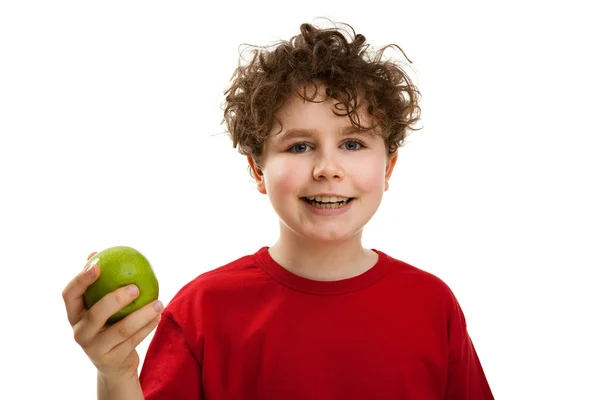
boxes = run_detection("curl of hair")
[221,20,422,179]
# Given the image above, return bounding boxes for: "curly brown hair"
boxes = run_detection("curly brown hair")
[221,19,422,179]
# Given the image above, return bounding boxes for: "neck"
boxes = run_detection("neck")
[268,225,377,281]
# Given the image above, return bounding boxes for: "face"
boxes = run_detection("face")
[248,85,398,245]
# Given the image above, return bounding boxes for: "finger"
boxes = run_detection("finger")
[96,300,164,354]
[73,284,141,348]
[107,314,161,364]
[62,263,100,326]
[87,252,98,262]
[101,302,163,357]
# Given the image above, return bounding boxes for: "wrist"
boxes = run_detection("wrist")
[97,370,143,400]
[97,368,138,387]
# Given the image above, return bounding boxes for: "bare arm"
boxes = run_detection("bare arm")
[98,371,144,400]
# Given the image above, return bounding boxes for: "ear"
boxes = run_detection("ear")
[247,155,267,195]
[384,153,398,192]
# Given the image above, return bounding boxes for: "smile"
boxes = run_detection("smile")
[301,197,355,209]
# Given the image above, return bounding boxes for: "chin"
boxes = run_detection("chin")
[302,226,363,244]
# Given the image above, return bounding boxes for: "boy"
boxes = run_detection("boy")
[62,20,494,399]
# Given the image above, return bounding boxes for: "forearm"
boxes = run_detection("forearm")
[97,371,144,400]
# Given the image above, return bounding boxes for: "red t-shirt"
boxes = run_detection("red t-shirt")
[140,247,494,399]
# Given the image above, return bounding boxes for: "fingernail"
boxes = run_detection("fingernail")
[85,264,96,277]
[153,301,164,312]
[127,285,139,296]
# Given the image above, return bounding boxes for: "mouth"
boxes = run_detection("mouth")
[301,196,355,209]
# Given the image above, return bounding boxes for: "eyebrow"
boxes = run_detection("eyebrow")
[276,127,376,144]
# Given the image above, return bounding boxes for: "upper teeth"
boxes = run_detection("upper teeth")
[306,195,350,203]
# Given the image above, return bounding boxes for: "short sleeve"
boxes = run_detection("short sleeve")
[445,292,495,399]
[139,312,203,399]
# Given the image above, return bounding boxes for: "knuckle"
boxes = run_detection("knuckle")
[73,326,84,345]
[62,281,78,302]
[128,327,148,348]
[85,305,103,325]
[116,325,131,340]
[127,332,141,348]
[73,322,91,348]
[114,291,129,307]
[73,274,87,288]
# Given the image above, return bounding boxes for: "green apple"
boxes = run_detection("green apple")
[83,246,159,324]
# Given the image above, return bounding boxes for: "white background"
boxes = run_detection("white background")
[1,1,598,399]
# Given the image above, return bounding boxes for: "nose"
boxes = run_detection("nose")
[312,151,345,181]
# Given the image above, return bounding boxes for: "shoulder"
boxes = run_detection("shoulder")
[377,249,459,305]
[378,250,467,328]
[163,247,267,312]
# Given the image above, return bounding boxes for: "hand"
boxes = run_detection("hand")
[62,252,164,381]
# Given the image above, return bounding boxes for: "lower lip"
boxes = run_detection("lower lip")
[301,198,354,216]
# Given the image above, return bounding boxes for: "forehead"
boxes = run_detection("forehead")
[270,86,376,137]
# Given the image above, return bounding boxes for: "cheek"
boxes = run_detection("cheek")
[351,162,387,192]
[265,159,303,194]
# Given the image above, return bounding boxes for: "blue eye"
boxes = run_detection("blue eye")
[343,140,363,151]
[290,143,311,153]
[287,140,366,153]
